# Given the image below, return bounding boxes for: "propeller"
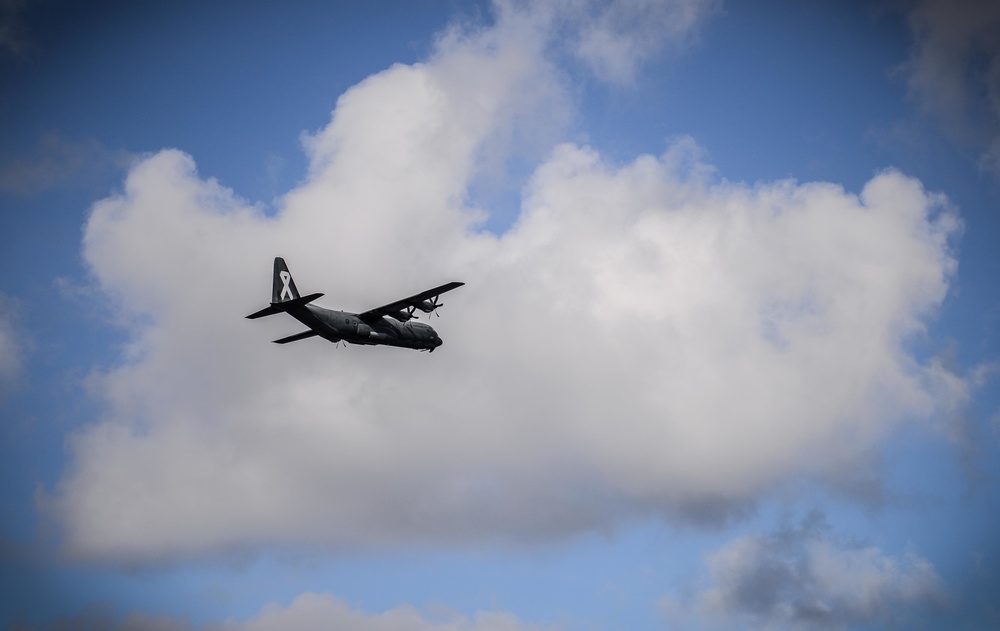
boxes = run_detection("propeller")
[413,294,447,317]
[428,295,444,317]
[390,305,419,322]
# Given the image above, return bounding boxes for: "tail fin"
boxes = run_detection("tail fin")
[272,257,300,303]
[246,257,324,319]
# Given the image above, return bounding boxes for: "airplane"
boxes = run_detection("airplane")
[246,257,463,352]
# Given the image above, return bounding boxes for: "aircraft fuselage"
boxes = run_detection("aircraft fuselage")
[294,304,443,350]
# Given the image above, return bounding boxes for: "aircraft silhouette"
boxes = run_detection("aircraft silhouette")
[247,257,463,352]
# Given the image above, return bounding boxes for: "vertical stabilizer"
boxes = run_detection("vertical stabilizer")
[247,257,323,319]
[272,257,300,304]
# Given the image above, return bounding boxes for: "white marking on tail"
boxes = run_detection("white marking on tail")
[279,271,293,300]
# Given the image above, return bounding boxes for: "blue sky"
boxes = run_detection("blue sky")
[1,1,999,629]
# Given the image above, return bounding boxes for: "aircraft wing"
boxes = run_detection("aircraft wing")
[359,281,464,322]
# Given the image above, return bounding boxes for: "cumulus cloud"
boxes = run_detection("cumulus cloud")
[558,0,721,84]
[901,0,1000,174]
[671,515,947,629]
[27,594,551,631]
[43,0,966,564]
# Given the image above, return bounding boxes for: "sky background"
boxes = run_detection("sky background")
[1,0,999,629]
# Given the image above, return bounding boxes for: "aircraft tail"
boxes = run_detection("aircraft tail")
[272,257,299,303]
[246,257,324,319]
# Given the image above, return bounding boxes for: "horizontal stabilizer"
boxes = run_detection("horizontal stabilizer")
[246,304,282,319]
[246,292,325,319]
[272,330,321,344]
[279,292,324,309]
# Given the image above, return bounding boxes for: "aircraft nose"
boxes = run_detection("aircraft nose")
[434,337,443,347]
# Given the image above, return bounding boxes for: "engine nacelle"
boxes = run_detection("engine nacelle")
[390,310,415,321]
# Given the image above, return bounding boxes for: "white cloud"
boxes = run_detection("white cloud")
[0,292,28,387]
[561,0,721,84]
[214,593,552,631]
[0,0,34,58]
[44,1,966,564]
[673,516,947,630]
[31,594,552,631]
[456,0,720,88]
[0,133,132,196]
[901,0,1000,175]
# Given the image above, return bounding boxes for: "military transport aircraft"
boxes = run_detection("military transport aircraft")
[247,257,463,352]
